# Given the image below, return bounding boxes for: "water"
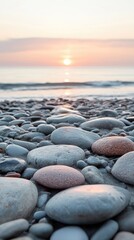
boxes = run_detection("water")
[0,66,134,100]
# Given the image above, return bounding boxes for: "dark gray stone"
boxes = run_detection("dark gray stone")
[0,158,27,173]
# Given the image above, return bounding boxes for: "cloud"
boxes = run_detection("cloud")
[0,38,134,53]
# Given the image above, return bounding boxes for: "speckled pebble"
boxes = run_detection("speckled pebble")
[113,231,134,240]
[92,136,134,156]
[81,166,104,184]
[33,165,85,189]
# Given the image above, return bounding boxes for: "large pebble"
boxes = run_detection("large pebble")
[0,157,27,173]
[81,117,125,130]
[47,114,86,124]
[51,106,80,115]
[0,219,29,239]
[37,124,55,135]
[27,145,85,168]
[33,165,85,189]
[12,140,36,150]
[92,136,134,156]
[45,185,130,224]
[111,151,134,185]
[90,220,118,240]
[0,177,38,223]
[50,226,88,240]
[6,144,29,157]
[51,127,100,149]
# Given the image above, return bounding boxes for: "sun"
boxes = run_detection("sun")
[63,58,72,66]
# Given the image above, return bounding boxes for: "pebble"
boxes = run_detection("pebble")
[0,219,29,239]
[12,139,36,150]
[50,226,88,240]
[81,166,104,184]
[113,231,134,240]
[111,151,134,185]
[0,157,27,173]
[100,109,118,117]
[6,144,29,157]
[37,192,50,208]
[47,113,86,124]
[81,117,125,130]
[22,167,37,179]
[51,126,100,149]
[27,145,85,168]
[33,211,46,221]
[90,220,119,240]
[0,177,38,223]
[77,160,88,169]
[5,172,21,177]
[33,165,85,189]
[45,184,130,224]
[86,156,108,167]
[29,223,54,238]
[0,126,11,136]
[116,208,134,232]
[37,124,55,134]
[51,106,80,115]
[92,136,134,156]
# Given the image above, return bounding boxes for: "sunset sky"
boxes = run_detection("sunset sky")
[0,0,134,67]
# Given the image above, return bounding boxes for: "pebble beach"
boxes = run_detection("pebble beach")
[0,97,134,240]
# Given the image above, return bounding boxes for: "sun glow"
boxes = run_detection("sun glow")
[63,58,72,66]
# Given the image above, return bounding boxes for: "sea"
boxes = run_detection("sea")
[0,66,134,101]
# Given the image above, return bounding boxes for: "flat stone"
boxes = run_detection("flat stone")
[90,220,119,240]
[50,226,88,240]
[0,126,11,136]
[51,127,100,149]
[27,145,85,168]
[92,136,134,156]
[51,106,80,115]
[6,144,29,157]
[0,177,38,224]
[0,158,27,173]
[47,114,86,124]
[12,140,36,150]
[45,185,130,224]
[81,117,125,130]
[113,150,134,183]
[0,219,29,239]
[100,110,118,117]
[113,232,134,240]
[33,165,85,189]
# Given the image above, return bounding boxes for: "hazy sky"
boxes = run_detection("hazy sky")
[0,0,134,66]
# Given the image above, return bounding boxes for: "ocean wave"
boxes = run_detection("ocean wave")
[0,80,134,91]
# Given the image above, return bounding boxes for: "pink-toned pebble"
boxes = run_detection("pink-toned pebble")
[5,172,21,178]
[92,136,134,156]
[33,165,85,189]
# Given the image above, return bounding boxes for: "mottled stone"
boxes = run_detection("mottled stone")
[81,117,125,130]
[27,145,85,168]
[33,165,85,189]
[50,226,88,240]
[100,110,118,117]
[12,140,36,150]
[92,136,134,156]
[0,219,29,239]
[0,158,27,173]
[51,127,100,149]
[111,151,134,185]
[0,177,38,224]
[81,166,104,184]
[45,185,130,224]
